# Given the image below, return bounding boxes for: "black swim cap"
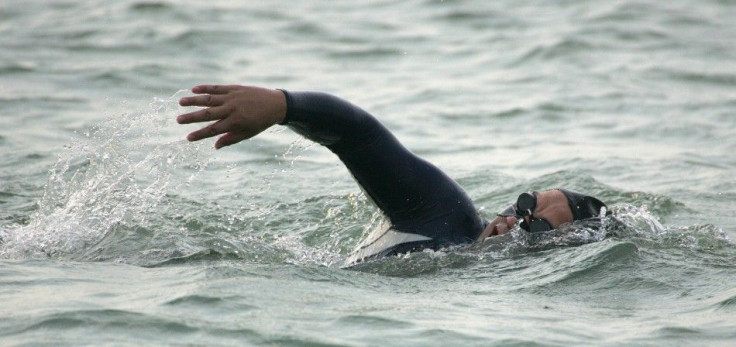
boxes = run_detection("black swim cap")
[558,189,608,221]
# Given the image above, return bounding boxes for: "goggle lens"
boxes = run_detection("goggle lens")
[516,192,553,233]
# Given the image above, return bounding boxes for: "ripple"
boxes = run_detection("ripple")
[63,42,147,53]
[610,27,671,43]
[574,25,675,51]
[714,289,736,311]
[0,63,36,74]
[0,95,87,106]
[281,21,329,38]
[50,29,100,41]
[334,314,413,329]
[649,68,736,86]
[437,9,493,21]
[145,249,246,267]
[15,309,199,335]
[348,249,469,277]
[510,38,601,66]
[164,294,258,311]
[654,326,702,338]
[146,241,291,267]
[130,1,173,12]
[493,107,527,118]
[90,70,130,83]
[539,241,640,286]
[587,2,657,23]
[169,28,255,46]
[326,46,403,59]
[432,9,523,29]
[3,307,264,344]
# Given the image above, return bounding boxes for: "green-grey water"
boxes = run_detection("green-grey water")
[2,0,735,345]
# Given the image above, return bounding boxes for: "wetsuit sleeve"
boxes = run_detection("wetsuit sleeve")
[279,90,484,243]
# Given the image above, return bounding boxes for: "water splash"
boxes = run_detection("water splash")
[513,204,732,252]
[350,203,734,275]
[607,204,731,250]
[0,91,210,259]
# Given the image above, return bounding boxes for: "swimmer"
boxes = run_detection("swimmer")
[177,85,608,261]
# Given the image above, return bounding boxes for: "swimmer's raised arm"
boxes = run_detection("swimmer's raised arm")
[177,85,287,149]
[176,84,609,256]
[177,84,485,245]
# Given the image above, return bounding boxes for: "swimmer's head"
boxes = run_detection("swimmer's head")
[494,189,608,233]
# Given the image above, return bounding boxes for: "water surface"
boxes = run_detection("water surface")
[1,0,735,345]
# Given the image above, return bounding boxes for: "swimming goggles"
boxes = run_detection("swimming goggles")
[496,192,554,233]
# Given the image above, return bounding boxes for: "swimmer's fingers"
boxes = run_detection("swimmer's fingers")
[179,94,226,107]
[214,132,253,149]
[177,105,231,124]
[191,84,241,95]
[186,118,233,142]
[483,215,518,238]
[177,85,287,148]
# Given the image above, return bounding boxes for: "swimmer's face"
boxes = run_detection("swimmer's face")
[479,189,574,239]
[521,189,574,229]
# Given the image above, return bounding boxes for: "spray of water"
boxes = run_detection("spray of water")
[607,204,731,250]
[0,91,210,259]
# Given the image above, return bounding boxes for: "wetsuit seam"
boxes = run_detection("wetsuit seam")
[277,89,292,125]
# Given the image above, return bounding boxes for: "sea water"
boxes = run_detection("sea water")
[1,0,736,345]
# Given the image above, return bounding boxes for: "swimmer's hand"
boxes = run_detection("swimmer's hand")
[177,85,286,149]
[477,215,519,241]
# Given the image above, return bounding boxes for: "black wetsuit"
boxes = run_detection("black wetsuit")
[280,90,487,261]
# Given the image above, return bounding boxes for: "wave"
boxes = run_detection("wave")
[326,46,404,59]
[1,308,262,344]
[0,95,86,104]
[164,294,258,311]
[430,5,524,31]
[714,288,736,311]
[129,1,173,12]
[646,67,736,87]
[0,62,37,74]
[509,37,601,66]
[525,241,640,290]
